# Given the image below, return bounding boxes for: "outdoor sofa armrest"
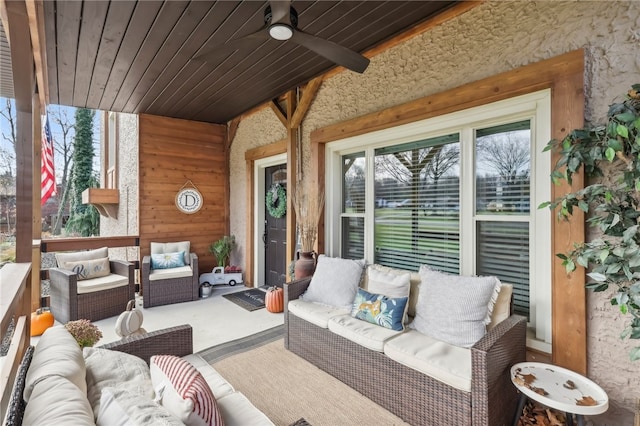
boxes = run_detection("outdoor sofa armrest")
[48,268,78,320]
[284,277,312,305]
[109,259,133,278]
[99,324,193,364]
[470,314,527,426]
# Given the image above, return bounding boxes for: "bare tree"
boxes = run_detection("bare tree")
[0,99,16,152]
[49,108,76,234]
[476,132,530,184]
[0,99,16,234]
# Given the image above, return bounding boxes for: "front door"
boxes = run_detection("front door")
[264,165,287,287]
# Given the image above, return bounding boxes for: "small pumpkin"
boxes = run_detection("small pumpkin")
[115,300,144,337]
[265,286,284,313]
[31,308,55,336]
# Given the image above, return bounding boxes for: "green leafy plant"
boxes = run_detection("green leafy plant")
[208,235,236,267]
[542,84,640,361]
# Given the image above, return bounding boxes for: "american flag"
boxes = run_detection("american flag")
[41,114,56,205]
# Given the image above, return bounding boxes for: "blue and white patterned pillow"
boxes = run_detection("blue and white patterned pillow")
[351,288,408,331]
[151,251,186,270]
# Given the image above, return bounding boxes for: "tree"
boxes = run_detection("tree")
[49,108,75,235]
[0,99,16,235]
[476,132,530,184]
[65,108,99,237]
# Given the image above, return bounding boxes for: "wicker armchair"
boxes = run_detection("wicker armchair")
[49,259,135,323]
[142,250,199,308]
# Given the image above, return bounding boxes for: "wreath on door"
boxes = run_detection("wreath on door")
[266,184,286,218]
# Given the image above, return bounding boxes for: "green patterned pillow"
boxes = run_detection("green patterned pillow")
[151,251,186,270]
[351,288,408,331]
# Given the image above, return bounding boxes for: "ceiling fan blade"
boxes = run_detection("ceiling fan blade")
[290,30,370,74]
[193,27,270,62]
[269,1,292,25]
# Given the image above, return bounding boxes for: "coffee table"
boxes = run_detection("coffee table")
[510,362,608,426]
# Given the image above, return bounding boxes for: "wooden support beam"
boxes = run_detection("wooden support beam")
[25,0,48,108]
[290,77,323,129]
[226,117,240,151]
[285,91,297,268]
[269,99,288,128]
[31,93,41,311]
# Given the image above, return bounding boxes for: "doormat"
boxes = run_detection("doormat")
[222,288,266,311]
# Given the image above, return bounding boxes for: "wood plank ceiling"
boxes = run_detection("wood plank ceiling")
[40,0,457,124]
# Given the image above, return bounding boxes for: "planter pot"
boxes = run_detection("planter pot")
[294,251,317,280]
[200,284,213,298]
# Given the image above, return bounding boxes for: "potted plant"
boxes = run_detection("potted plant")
[292,185,325,279]
[208,235,236,268]
[542,84,640,360]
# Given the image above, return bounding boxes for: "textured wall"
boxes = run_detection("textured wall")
[229,1,640,420]
[99,113,139,263]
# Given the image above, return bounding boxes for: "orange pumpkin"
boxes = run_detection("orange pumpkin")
[265,287,284,313]
[31,308,55,336]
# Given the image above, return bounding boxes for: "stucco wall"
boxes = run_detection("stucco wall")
[99,113,138,263]
[229,1,640,421]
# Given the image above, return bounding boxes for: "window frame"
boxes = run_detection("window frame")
[326,90,552,351]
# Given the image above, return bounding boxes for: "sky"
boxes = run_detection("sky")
[0,97,102,181]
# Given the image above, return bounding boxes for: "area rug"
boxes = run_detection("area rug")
[196,324,284,363]
[222,288,266,311]
[209,339,409,426]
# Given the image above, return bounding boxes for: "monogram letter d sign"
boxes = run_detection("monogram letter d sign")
[176,187,203,214]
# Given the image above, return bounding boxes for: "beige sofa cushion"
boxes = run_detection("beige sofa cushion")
[97,387,183,426]
[24,326,87,402]
[55,246,109,268]
[23,375,95,425]
[288,299,351,329]
[216,392,275,426]
[151,241,191,265]
[489,284,513,330]
[183,354,236,399]
[328,314,403,352]
[76,273,129,294]
[384,330,472,392]
[149,265,193,281]
[362,264,421,317]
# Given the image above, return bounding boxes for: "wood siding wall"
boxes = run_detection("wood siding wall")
[138,114,227,274]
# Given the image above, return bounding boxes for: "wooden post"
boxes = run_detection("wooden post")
[31,93,42,311]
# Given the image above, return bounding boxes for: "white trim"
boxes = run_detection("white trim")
[253,153,287,287]
[326,90,552,351]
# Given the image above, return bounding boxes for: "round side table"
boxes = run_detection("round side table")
[510,362,608,426]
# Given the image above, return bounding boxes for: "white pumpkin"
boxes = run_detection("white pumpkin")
[115,299,144,337]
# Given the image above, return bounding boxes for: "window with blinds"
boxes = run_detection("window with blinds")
[328,90,551,351]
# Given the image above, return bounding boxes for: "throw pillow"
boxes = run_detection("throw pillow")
[61,256,111,280]
[151,251,186,270]
[84,347,155,417]
[300,255,366,309]
[412,266,502,348]
[150,355,224,426]
[97,387,184,426]
[351,288,408,331]
[55,246,109,268]
[365,266,411,299]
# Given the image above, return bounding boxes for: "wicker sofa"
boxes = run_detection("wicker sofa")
[6,325,273,426]
[284,263,527,426]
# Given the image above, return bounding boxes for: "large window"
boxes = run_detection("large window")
[327,91,551,351]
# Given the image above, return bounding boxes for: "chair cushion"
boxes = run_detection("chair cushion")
[55,246,109,268]
[24,326,86,402]
[351,288,408,331]
[151,251,186,270]
[489,284,513,330]
[384,329,471,392]
[149,265,194,281]
[22,375,95,426]
[300,255,365,309]
[150,355,224,426]
[287,299,351,329]
[62,257,111,280]
[328,314,403,352]
[76,273,129,294]
[412,266,501,348]
[151,241,191,265]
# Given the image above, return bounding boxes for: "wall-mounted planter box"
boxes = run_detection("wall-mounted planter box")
[82,188,119,218]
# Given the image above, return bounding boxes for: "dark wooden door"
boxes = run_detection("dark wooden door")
[264,165,287,287]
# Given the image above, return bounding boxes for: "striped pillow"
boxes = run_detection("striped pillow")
[150,355,224,426]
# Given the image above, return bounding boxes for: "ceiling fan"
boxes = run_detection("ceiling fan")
[194,1,370,74]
